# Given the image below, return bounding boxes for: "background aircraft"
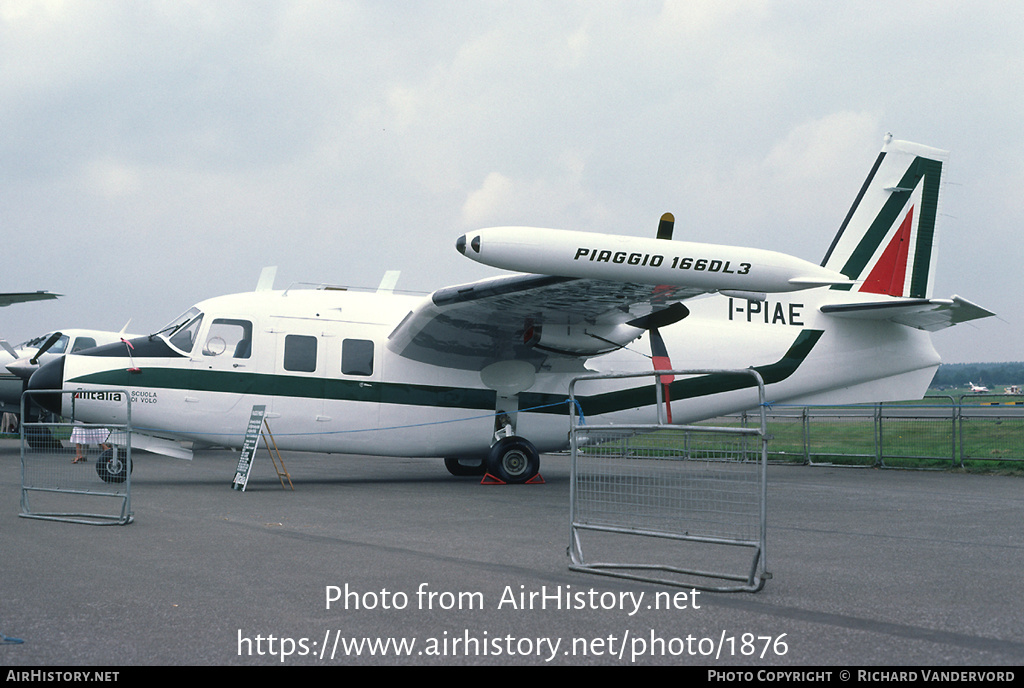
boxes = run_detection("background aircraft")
[28,137,994,483]
[1,326,138,417]
[0,291,59,308]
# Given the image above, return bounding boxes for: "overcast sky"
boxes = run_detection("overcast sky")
[2,1,1020,363]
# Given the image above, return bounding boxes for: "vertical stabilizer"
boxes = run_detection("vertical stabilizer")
[821,135,947,299]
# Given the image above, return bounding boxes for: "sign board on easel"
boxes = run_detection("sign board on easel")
[231,405,266,492]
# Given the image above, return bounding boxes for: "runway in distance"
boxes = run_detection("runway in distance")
[28,136,994,483]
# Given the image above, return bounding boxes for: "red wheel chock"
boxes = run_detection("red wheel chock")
[480,473,545,485]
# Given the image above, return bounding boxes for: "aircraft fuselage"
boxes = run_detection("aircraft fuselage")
[29,285,940,461]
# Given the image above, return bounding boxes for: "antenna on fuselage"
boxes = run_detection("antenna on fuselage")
[255,266,278,292]
[376,270,401,294]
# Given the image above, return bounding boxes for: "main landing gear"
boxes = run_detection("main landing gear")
[486,436,540,484]
[443,436,542,484]
[450,361,543,484]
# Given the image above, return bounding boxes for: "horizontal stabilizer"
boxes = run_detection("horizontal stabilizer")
[820,295,995,332]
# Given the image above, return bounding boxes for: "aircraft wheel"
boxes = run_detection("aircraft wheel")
[486,436,540,484]
[95,448,132,484]
[444,457,486,477]
[25,426,60,450]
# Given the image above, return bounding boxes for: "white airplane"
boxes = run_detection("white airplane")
[1,326,139,416]
[27,136,994,483]
[967,381,990,393]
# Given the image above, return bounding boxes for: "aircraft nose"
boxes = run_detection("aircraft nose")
[6,357,37,380]
[27,355,65,415]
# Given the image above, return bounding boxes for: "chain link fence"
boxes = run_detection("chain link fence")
[20,390,133,525]
[717,394,1024,468]
[568,369,769,592]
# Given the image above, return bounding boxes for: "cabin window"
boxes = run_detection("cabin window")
[284,334,317,372]
[203,319,253,359]
[71,337,97,353]
[342,339,374,376]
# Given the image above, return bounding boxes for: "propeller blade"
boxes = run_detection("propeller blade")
[649,327,674,423]
[29,332,62,365]
[0,339,17,358]
[627,302,689,330]
[656,212,675,240]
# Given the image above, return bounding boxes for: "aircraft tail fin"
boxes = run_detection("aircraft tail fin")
[821,135,947,299]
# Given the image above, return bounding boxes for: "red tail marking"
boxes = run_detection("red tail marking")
[861,206,914,296]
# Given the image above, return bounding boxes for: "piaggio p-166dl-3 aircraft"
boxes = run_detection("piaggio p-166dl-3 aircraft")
[28,136,994,483]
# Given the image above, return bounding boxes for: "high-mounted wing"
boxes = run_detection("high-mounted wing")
[386,273,705,371]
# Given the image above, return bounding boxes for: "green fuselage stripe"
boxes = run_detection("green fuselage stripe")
[68,329,822,416]
[523,329,822,414]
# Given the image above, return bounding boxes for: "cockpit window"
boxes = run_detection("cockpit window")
[20,333,69,354]
[49,335,70,354]
[202,319,253,359]
[158,308,204,354]
[155,307,202,338]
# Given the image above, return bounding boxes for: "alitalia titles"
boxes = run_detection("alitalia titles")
[72,391,123,402]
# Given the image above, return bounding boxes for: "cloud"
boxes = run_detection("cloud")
[0,2,1020,362]
[462,172,516,226]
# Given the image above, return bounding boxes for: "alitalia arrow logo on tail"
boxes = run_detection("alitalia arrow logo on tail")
[861,204,914,297]
[824,143,944,300]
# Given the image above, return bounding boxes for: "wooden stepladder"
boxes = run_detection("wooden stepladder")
[259,417,293,491]
[232,405,293,491]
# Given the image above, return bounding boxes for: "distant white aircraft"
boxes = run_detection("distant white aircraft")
[29,136,995,483]
[967,381,990,393]
[1,326,138,415]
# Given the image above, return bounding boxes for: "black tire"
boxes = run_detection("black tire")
[95,448,132,484]
[444,457,486,477]
[486,436,540,484]
[25,426,60,450]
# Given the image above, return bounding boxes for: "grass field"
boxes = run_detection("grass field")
[689,408,1024,472]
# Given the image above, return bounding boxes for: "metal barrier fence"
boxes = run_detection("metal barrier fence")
[717,394,1024,468]
[568,369,770,593]
[20,390,133,525]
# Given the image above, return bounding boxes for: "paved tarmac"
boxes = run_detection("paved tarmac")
[1,438,1022,666]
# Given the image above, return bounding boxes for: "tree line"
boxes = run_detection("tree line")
[931,362,1024,389]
